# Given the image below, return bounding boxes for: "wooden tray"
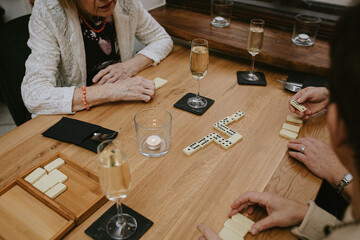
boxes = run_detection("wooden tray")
[18,152,107,225]
[0,180,75,240]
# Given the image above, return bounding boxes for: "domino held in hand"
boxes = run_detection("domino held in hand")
[290,99,307,113]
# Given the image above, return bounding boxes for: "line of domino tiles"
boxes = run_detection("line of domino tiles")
[279,115,303,140]
[183,111,245,156]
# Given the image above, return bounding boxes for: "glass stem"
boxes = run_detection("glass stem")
[196,77,200,98]
[116,200,125,224]
[250,54,256,74]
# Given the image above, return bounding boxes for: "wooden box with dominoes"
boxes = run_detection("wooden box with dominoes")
[0,152,107,240]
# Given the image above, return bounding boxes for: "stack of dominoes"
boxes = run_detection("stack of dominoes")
[280,115,303,140]
[219,213,255,240]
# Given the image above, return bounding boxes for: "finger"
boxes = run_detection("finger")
[288,151,307,163]
[291,91,303,101]
[296,91,310,104]
[287,142,304,152]
[198,236,206,240]
[289,105,296,113]
[141,79,156,90]
[197,223,219,239]
[231,192,268,211]
[142,88,155,97]
[247,205,255,214]
[92,68,110,83]
[142,94,152,102]
[250,216,277,235]
[98,74,115,85]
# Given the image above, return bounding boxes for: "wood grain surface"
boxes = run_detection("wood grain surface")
[0,44,328,239]
[150,7,330,76]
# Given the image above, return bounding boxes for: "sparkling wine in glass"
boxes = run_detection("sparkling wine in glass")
[97,140,137,239]
[187,38,209,109]
[242,19,265,81]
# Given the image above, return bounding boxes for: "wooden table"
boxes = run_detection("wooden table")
[0,44,329,239]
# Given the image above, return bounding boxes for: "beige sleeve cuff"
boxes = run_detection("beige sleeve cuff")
[291,201,341,240]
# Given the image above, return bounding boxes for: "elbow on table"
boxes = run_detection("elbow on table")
[21,85,74,116]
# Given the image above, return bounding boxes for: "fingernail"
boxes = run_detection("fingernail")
[251,228,258,235]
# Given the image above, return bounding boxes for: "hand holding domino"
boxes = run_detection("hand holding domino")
[228,191,308,236]
[289,87,329,120]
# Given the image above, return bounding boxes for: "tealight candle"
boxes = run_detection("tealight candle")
[299,33,310,42]
[215,16,225,21]
[145,135,162,150]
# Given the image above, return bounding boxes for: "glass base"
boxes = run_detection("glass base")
[292,35,314,46]
[242,72,259,81]
[187,96,207,109]
[138,137,170,157]
[106,213,137,239]
[211,16,230,27]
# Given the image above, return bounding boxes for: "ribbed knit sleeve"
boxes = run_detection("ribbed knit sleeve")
[291,201,341,240]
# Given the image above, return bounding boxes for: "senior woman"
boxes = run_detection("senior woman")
[21,0,173,116]
[197,4,360,240]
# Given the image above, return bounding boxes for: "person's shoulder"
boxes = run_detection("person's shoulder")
[33,0,61,10]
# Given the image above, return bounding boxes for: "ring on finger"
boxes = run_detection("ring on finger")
[300,145,306,154]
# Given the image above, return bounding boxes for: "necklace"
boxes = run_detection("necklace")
[80,15,107,33]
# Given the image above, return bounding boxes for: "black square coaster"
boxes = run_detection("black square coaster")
[85,204,153,240]
[174,93,214,116]
[237,71,267,86]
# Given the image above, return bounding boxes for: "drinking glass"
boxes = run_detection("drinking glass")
[187,38,209,109]
[97,140,137,239]
[242,19,265,81]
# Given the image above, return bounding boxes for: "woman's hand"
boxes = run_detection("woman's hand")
[289,87,329,119]
[92,54,154,85]
[197,223,222,240]
[110,76,155,102]
[287,138,348,190]
[92,62,134,85]
[228,192,308,235]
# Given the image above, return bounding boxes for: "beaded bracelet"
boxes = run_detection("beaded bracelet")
[82,85,90,110]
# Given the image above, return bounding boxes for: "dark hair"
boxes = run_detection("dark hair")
[328,3,360,171]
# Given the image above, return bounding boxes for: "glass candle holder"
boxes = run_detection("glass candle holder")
[292,14,321,46]
[134,108,172,157]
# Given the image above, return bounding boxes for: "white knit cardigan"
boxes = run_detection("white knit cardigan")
[22,0,173,116]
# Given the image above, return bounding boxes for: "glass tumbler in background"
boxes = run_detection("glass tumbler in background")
[292,14,321,46]
[211,0,233,27]
[134,108,172,158]
[97,140,137,239]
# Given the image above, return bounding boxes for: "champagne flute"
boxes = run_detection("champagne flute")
[242,19,265,81]
[97,140,137,239]
[187,38,209,109]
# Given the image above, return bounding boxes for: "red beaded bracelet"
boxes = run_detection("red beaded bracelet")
[82,85,90,110]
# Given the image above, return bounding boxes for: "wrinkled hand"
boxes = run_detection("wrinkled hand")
[92,62,134,85]
[289,87,329,119]
[287,138,347,186]
[228,192,308,235]
[109,76,155,102]
[197,223,222,240]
